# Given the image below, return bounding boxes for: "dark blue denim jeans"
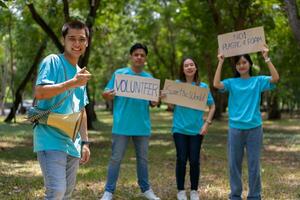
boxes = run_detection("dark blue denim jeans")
[173,133,204,190]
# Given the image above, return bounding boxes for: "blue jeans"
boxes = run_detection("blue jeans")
[173,133,203,191]
[37,150,80,200]
[104,134,150,193]
[228,126,263,200]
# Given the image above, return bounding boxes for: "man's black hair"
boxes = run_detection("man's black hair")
[130,43,148,55]
[62,20,89,38]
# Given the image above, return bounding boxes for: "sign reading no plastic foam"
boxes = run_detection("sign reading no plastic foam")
[218,26,266,57]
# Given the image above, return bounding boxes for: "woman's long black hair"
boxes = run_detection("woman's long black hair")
[233,54,253,77]
[179,57,200,85]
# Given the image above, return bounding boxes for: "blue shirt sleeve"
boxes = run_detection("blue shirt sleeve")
[105,72,116,91]
[220,78,231,93]
[200,83,215,106]
[259,76,276,92]
[36,55,59,85]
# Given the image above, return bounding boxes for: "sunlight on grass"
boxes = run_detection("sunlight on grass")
[0,160,41,177]
[149,139,172,146]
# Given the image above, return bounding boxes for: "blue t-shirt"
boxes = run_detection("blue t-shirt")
[33,54,89,158]
[105,67,153,136]
[172,82,215,135]
[221,76,275,130]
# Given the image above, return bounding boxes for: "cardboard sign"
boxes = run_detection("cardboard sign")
[218,26,266,57]
[114,74,160,101]
[161,80,209,111]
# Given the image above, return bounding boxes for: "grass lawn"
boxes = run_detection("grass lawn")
[0,107,299,200]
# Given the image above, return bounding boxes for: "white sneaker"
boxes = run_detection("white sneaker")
[177,190,187,200]
[100,191,113,200]
[143,188,160,200]
[190,190,199,200]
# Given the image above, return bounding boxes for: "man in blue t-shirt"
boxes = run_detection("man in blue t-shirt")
[33,20,92,199]
[100,43,160,200]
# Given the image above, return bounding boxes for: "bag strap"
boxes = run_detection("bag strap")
[30,55,75,121]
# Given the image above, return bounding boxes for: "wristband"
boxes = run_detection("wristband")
[264,57,271,63]
[81,141,90,146]
[205,120,212,125]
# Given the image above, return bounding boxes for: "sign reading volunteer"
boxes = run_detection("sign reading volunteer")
[218,26,266,57]
[114,74,160,102]
[162,79,208,111]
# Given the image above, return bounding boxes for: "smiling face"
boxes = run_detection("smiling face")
[63,28,88,61]
[183,58,197,79]
[235,56,251,77]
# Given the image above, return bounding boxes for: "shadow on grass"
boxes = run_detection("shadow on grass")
[0,110,299,199]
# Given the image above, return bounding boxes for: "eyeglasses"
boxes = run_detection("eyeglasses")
[66,36,87,45]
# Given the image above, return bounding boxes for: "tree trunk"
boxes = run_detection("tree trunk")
[0,64,8,115]
[4,40,48,122]
[285,0,300,46]
[267,93,281,120]
[77,0,101,128]
[203,53,223,119]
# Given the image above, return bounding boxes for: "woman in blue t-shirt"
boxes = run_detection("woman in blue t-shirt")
[213,45,279,200]
[164,57,215,200]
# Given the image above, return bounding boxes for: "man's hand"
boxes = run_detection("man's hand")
[102,89,115,100]
[150,101,159,107]
[72,67,92,87]
[80,144,90,164]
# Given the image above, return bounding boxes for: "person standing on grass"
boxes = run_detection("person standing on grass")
[33,20,91,200]
[100,43,160,200]
[162,57,215,200]
[213,45,279,200]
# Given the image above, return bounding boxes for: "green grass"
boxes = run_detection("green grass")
[0,108,300,200]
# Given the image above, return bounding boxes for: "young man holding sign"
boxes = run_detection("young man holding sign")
[213,45,279,200]
[100,43,160,200]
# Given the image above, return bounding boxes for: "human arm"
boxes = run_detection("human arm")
[35,67,91,99]
[80,109,90,164]
[200,104,216,135]
[213,53,225,90]
[261,45,280,83]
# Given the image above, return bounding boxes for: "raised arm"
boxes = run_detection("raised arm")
[261,45,280,83]
[213,53,225,90]
[35,67,91,99]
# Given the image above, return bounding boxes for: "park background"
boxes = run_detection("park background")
[0,0,299,199]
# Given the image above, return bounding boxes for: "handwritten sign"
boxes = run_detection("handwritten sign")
[218,26,266,57]
[114,74,160,101]
[161,80,209,111]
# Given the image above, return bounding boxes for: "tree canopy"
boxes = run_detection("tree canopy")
[1,0,300,124]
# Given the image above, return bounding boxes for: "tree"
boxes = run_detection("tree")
[4,1,101,128]
[4,39,48,122]
[285,0,300,46]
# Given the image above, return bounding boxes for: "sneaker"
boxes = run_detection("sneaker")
[177,190,187,200]
[143,188,160,200]
[100,191,113,200]
[190,190,199,200]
